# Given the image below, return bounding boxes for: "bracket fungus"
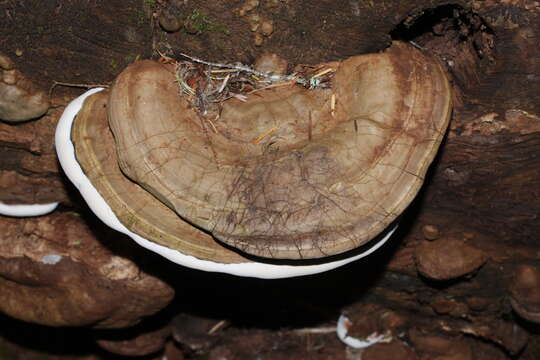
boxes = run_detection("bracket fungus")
[56,42,451,278]
[0,201,58,217]
[0,53,50,123]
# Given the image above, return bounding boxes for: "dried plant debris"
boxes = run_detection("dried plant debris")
[159,52,335,118]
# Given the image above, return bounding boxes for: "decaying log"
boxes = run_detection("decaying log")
[0,212,174,328]
[0,0,539,358]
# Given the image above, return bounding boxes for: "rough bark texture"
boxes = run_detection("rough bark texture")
[0,212,174,328]
[0,0,539,359]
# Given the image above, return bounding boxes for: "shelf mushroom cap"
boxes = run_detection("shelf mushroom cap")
[56,88,396,278]
[56,41,451,278]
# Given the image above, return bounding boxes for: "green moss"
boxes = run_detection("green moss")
[110,58,119,72]
[135,0,156,25]
[135,9,147,25]
[184,9,228,35]
[124,54,139,64]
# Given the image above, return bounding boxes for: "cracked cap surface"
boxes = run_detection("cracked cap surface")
[74,42,451,261]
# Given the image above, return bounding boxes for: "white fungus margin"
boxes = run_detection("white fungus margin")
[55,88,397,279]
[0,201,59,217]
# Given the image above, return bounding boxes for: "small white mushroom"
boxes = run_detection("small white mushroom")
[41,254,63,265]
[336,314,393,349]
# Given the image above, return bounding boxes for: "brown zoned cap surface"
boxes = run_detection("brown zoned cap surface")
[73,91,249,264]
[78,41,451,260]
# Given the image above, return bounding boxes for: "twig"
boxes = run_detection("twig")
[409,40,425,50]
[210,69,239,74]
[207,320,228,335]
[248,81,296,94]
[312,68,334,78]
[207,116,218,134]
[218,74,230,93]
[49,81,109,97]
[231,93,248,102]
[251,126,278,144]
[175,63,196,96]
[179,52,300,84]
[173,53,335,118]
[293,326,337,335]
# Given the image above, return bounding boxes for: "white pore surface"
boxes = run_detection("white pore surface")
[0,201,59,217]
[55,88,397,279]
[336,314,393,349]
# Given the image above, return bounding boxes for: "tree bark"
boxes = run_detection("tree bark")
[0,0,539,358]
